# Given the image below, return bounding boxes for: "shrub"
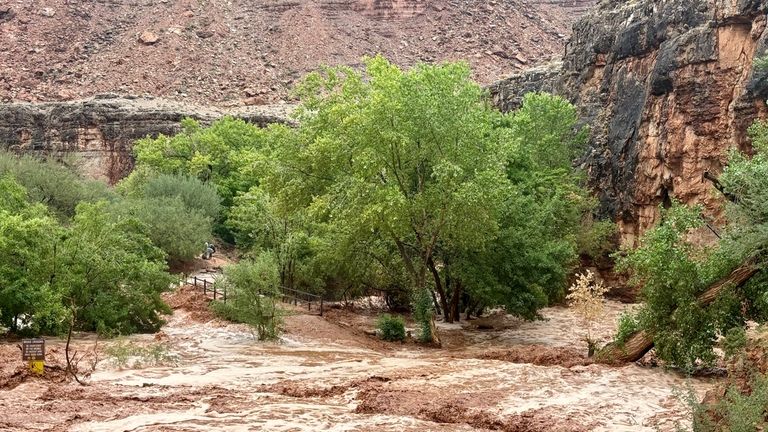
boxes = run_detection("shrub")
[0,151,115,218]
[142,174,221,221]
[566,270,608,356]
[212,253,283,340]
[108,197,213,262]
[411,288,434,343]
[376,314,406,342]
[614,312,640,346]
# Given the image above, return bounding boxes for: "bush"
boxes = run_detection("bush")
[108,197,213,262]
[212,253,283,340]
[411,288,434,343]
[614,312,640,346]
[577,219,617,258]
[0,151,115,218]
[142,174,221,221]
[376,314,406,342]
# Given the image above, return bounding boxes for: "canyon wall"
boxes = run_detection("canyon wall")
[491,0,768,245]
[0,96,291,183]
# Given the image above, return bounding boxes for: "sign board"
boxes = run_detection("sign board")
[21,338,45,361]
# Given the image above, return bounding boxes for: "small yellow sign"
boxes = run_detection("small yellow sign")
[29,360,44,375]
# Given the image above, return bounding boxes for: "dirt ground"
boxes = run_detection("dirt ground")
[0,290,716,432]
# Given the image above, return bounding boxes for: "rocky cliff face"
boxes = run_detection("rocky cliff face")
[491,0,768,245]
[0,96,291,183]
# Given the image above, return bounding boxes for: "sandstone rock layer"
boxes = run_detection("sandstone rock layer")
[0,96,291,183]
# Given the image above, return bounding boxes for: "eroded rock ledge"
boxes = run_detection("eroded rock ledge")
[490,0,768,245]
[0,95,293,183]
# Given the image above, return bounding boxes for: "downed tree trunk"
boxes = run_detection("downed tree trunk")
[596,258,761,364]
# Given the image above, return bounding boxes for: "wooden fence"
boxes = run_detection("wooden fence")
[179,274,324,315]
[280,286,324,316]
[188,275,227,303]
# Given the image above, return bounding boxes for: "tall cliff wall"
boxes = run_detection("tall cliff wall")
[491,0,768,245]
[0,96,292,183]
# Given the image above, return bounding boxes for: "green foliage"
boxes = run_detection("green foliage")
[60,202,174,335]
[128,57,596,324]
[577,218,618,258]
[113,173,219,262]
[261,58,594,322]
[109,197,212,262]
[616,203,739,369]
[0,155,202,338]
[680,375,768,432]
[376,314,406,342]
[723,326,748,360]
[755,55,768,72]
[142,174,221,221]
[0,180,67,334]
[720,121,768,259]
[0,151,115,218]
[614,312,640,346]
[212,253,283,340]
[411,288,434,343]
[502,91,588,172]
[132,117,284,208]
[0,175,29,212]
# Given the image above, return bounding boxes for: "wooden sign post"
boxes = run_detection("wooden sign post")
[22,338,45,375]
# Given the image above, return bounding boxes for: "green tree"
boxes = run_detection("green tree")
[266,57,511,327]
[132,118,285,208]
[56,202,173,335]
[211,252,282,340]
[0,177,66,334]
[142,174,221,221]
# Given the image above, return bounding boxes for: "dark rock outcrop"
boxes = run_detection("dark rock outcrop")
[0,95,292,183]
[491,0,768,245]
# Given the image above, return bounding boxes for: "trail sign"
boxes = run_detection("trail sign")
[21,339,45,375]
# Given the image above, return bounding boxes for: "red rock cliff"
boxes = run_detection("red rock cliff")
[492,0,768,245]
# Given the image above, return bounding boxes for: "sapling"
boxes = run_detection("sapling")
[567,270,608,356]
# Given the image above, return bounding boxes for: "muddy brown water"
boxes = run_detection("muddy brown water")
[1,301,715,431]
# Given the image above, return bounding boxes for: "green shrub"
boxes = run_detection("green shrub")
[577,219,617,257]
[411,288,434,343]
[142,174,221,221]
[678,374,768,432]
[614,312,640,346]
[108,196,213,262]
[376,314,406,342]
[212,252,283,340]
[0,151,115,218]
[723,327,748,360]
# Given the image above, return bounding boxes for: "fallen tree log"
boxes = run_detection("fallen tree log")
[596,258,761,364]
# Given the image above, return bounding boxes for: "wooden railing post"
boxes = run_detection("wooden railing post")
[203,279,207,295]
[213,283,217,300]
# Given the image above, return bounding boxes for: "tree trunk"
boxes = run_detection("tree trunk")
[427,257,451,322]
[429,288,442,316]
[449,280,462,322]
[596,258,760,364]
